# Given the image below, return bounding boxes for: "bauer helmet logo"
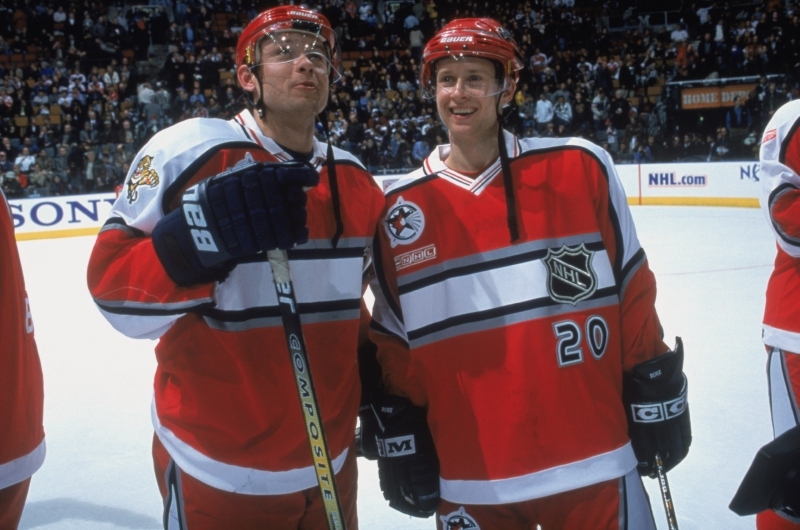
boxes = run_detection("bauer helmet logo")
[544,244,597,305]
[385,196,425,248]
[440,36,473,43]
[127,155,160,204]
[440,506,480,529]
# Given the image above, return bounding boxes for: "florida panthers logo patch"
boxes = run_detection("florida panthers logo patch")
[127,155,160,204]
[544,243,598,305]
[385,196,425,247]
[440,506,480,530]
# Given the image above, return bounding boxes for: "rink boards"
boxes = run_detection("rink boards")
[10,161,762,241]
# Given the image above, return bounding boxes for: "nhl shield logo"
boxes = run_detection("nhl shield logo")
[544,243,597,305]
[440,506,480,530]
[384,196,425,248]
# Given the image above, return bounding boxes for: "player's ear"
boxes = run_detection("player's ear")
[499,77,516,110]
[237,64,258,92]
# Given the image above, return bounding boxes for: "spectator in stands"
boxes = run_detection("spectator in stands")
[553,94,573,130]
[27,162,50,192]
[2,169,24,198]
[49,173,69,195]
[726,95,753,158]
[519,93,536,134]
[0,138,17,162]
[389,129,410,168]
[14,146,35,173]
[571,90,592,136]
[609,89,631,143]
[411,133,429,167]
[709,126,731,160]
[345,111,365,154]
[591,87,609,133]
[670,23,690,43]
[66,143,85,192]
[0,152,11,174]
[84,149,109,192]
[52,145,69,182]
[534,91,554,134]
[79,121,98,148]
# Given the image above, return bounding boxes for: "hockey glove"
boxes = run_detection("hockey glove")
[152,161,318,286]
[623,337,692,477]
[356,340,382,460]
[730,424,800,522]
[371,393,440,518]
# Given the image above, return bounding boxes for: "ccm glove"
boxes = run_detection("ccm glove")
[623,337,691,477]
[371,393,440,518]
[152,161,318,286]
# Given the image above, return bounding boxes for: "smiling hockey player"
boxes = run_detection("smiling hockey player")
[362,17,691,529]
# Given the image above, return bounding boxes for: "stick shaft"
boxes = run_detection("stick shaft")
[655,452,679,530]
[268,249,346,530]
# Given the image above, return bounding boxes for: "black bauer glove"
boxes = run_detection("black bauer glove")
[371,393,440,518]
[623,337,691,477]
[152,161,318,286]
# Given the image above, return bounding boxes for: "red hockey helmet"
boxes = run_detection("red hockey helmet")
[420,18,523,98]
[236,6,341,79]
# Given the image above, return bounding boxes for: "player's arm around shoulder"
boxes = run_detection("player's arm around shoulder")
[760,100,800,258]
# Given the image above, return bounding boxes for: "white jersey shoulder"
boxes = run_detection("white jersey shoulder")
[384,168,426,194]
[760,99,800,257]
[116,118,254,233]
[325,143,366,170]
[518,136,616,172]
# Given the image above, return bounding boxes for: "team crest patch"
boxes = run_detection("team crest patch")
[385,196,425,247]
[440,506,480,530]
[544,243,598,305]
[127,155,160,204]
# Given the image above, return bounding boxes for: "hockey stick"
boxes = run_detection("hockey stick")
[268,249,346,530]
[655,452,679,530]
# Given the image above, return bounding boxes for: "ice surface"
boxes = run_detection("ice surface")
[15,206,774,529]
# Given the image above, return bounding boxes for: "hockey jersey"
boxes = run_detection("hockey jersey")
[87,110,384,494]
[369,131,668,505]
[0,190,45,490]
[760,100,800,354]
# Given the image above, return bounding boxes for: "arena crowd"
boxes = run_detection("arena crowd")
[0,0,799,198]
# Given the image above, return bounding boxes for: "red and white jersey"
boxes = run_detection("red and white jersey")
[369,131,668,505]
[0,190,45,489]
[87,110,384,495]
[760,100,800,353]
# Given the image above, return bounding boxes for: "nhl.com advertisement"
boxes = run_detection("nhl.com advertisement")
[10,161,761,240]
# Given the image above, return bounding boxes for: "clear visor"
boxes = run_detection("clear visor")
[423,58,509,100]
[254,30,340,81]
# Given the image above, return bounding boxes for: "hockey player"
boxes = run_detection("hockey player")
[363,18,691,529]
[0,189,45,530]
[86,6,383,529]
[731,100,800,529]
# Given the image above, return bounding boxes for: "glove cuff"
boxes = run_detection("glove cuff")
[152,206,232,287]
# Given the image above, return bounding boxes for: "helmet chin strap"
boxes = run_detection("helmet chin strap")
[250,67,269,119]
[496,92,519,243]
[316,107,343,249]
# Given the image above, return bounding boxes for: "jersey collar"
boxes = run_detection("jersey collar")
[422,129,520,195]
[233,110,327,168]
